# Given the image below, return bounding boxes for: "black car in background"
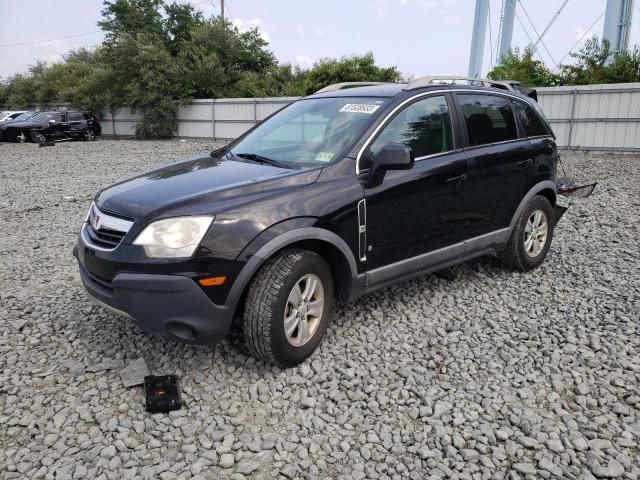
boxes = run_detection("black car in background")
[0,111,101,143]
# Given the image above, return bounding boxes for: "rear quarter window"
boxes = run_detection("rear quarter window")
[513,100,550,137]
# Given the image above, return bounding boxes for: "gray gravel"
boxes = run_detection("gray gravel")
[1,139,639,480]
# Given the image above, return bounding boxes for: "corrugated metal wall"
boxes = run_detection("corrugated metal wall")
[102,83,640,151]
[102,97,297,140]
[537,82,640,151]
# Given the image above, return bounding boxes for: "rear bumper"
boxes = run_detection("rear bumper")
[74,247,233,344]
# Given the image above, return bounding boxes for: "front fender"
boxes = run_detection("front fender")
[224,224,359,313]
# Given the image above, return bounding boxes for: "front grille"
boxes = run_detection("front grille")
[84,203,133,251]
[86,224,126,249]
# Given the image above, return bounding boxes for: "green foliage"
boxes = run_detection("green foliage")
[488,38,640,87]
[301,52,402,95]
[488,46,557,87]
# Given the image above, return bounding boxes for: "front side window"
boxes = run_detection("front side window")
[458,94,518,146]
[32,113,64,124]
[231,97,388,168]
[370,95,454,159]
[513,100,549,137]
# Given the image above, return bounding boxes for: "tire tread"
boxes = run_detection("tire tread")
[243,249,307,366]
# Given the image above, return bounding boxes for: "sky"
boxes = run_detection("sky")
[1,0,639,80]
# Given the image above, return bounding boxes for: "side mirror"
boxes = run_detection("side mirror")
[364,142,414,187]
[371,142,414,173]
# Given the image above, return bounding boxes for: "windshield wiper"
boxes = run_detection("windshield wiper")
[235,153,291,169]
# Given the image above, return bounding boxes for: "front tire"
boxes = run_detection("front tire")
[501,195,554,271]
[242,249,334,367]
[14,131,27,143]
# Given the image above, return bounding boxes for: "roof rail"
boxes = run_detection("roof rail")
[314,82,395,94]
[404,75,516,91]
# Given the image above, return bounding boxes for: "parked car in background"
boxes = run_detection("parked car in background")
[75,76,563,367]
[0,112,38,141]
[0,111,101,143]
[0,110,30,122]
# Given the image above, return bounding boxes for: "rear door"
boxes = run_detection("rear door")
[362,93,468,270]
[455,93,531,238]
[66,112,86,138]
[511,99,558,190]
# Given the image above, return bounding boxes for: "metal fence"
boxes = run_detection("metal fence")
[537,82,640,152]
[101,97,298,140]
[100,83,640,152]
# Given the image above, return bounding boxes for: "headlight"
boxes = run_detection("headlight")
[133,216,214,258]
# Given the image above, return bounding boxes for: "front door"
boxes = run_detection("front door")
[361,94,468,270]
[45,113,67,140]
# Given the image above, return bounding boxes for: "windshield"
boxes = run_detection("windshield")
[231,97,388,168]
[11,112,34,122]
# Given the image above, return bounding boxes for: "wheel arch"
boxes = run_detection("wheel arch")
[227,227,360,319]
[509,180,557,232]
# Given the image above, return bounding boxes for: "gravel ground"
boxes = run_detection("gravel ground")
[1,139,638,480]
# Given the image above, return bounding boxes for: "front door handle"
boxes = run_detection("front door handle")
[519,158,534,167]
[446,173,467,185]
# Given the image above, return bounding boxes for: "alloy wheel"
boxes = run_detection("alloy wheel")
[283,274,325,347]
[524,209,548,257]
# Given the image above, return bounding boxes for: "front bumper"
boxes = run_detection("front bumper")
[74,246,234,344]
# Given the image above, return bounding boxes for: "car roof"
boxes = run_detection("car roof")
[307,83,533,102]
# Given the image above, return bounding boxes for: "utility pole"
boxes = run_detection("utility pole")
[468,0,489,78]
[497,0,517,64]
[602,0,634,63]
[220,0,224,19]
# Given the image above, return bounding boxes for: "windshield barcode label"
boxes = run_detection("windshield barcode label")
[339,104,381,114]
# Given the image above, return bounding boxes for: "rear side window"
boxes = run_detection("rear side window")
[513,100,549,137]
[69,113,85,121]
[370,95,454,158]
[458,94,518,146]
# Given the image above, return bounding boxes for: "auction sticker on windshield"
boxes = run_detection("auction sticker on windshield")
[339,104,381,114]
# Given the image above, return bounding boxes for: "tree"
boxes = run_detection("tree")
[177,19,278,98]
[487,46,556,86]
[560,37,640,85]
[164,2,203,55]
[301,52,402,95]
[99,0,165,45]
[559,37,610,85]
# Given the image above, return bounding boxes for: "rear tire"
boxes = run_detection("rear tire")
[242,248,334,367]
[30,131,46,144]
[501,195,554,271]
[84,129,96,141]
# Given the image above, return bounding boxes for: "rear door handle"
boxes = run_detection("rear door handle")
[519,158,534,167]
[446,173,467,185]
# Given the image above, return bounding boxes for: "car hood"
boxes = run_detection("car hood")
[96,153,322,220]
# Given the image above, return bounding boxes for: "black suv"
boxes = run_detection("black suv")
[75,78,560,367]
[1,111,100,143]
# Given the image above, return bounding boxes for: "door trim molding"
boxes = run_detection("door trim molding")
[366,227,510,287]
